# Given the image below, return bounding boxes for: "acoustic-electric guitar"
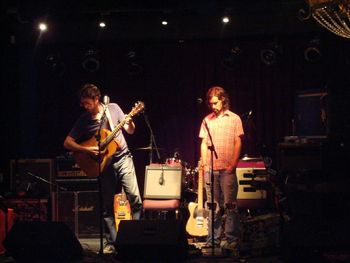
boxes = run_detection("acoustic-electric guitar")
[73,101,145,178]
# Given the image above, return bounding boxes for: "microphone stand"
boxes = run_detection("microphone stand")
[203,120,218,256]
[143,112,160,164]
[96,104,108,256]
[26,171,67,192]
[26,171,67,221]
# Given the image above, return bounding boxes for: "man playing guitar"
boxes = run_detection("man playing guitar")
[63,83,142,254]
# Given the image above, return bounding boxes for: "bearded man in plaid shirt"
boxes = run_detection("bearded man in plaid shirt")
[199,86,244,252]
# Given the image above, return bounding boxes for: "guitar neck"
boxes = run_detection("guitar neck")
[99,101,144,151]
[100,114,130,149]
[197,163,204,209]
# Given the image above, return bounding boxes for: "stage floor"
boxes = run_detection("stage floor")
[77,238,284,263]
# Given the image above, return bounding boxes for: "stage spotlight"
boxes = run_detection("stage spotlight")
[222,46,242,71]
[304,39,321,63]
[127,51,143,75]
[260,49,277,66]
[38,22,47,32]
[161,20,168,26]
[82,48,100,73]
[99,21,106,28]
[222,16,230,23]
[46,53,65,75]
[260,42,282,66]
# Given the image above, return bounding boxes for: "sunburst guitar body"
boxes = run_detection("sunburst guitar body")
[114,192,132,232]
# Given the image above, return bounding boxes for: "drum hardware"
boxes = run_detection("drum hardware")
[135,146,164,151]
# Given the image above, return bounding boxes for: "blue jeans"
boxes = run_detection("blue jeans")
[204,170,240,245]
[101,151,142,245]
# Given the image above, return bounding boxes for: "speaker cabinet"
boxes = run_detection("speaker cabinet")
[144,164,185,199]
[52,190,99,238]
[294,91,328,137]
[10,159,53,197]
[278,142,324,172]
[236,167,267,200]
[281,184,350,262]
[3,221,83,262]
[116,220,188,260]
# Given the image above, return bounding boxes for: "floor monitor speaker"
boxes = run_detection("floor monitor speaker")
[115,219,188,260]
[3,221,83,262]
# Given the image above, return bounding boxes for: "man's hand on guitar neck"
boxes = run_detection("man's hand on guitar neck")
[123,115,135,134]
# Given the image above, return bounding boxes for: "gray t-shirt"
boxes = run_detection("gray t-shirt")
[68,103,128,155]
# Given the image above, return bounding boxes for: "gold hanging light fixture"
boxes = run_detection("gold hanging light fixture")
[307,0,350,38]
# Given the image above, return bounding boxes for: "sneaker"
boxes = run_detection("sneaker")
[201,241,220,249]
[220,240,238,251]
[103,244,116,254]
[221,240,239,258]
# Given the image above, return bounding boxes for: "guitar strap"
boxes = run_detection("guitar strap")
[106,105,128,196]
[105,105,115,130]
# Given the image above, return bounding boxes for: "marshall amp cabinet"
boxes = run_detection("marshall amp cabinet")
[56,154,86,178]
[52,190,99,238]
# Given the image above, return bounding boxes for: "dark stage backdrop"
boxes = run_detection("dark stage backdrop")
[2,34,350,194]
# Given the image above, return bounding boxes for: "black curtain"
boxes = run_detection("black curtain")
[2,34,350,194]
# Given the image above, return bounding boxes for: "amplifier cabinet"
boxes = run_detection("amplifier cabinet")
[236,165,267,200]
[56,155,87,178]
[52,191,99,238]
[10,159,53,197]
[277,142,324,172]
[144,164,185,199]
[54,178,98,192]
[3,198,48,221]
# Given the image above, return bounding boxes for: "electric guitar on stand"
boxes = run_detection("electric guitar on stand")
[73,101,145,178]
[186,160,208,237]
[114,191,131,232]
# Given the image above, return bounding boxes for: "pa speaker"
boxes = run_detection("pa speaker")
[4,221,83,262]
[115,220,188,260]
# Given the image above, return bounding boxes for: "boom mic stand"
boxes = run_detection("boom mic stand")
[96,104,108,256]
[26,171,67,221]
[203,120,219,256]
[143,112,161,164]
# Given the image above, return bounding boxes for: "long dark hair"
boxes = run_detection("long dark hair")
[206,86,230,111]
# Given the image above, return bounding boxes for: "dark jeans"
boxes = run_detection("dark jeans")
[204,170,241,245]
[100,152,142,245]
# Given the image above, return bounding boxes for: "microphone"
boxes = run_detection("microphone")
[197,98,204,104]
[247,110,253,118]
[103,95,110,105]
[242,110,253,119]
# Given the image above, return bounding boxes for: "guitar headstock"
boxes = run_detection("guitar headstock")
[130,101,145,116]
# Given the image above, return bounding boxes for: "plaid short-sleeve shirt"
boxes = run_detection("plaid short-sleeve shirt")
[199,110,244,170]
